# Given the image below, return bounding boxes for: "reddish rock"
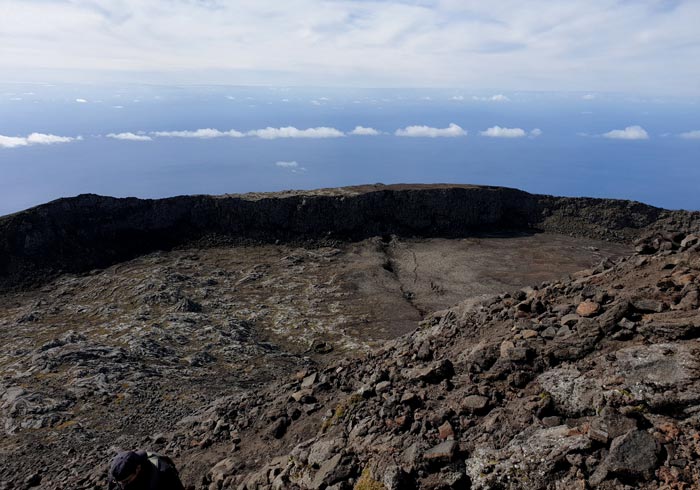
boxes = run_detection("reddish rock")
[395,415,410,430]
[438,421,454,440]
[576,301,601,317]
[655,422,680,444]
[672,273,695,287]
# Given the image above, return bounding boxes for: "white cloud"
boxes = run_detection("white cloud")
[107,132,152,141]
[350,126,380,136]
[490,94,510,102]
[480,126,526,138]
[0,135,29,148]
[0,133,79,148]
[152,128,244,139]
[602,125,649,140]
[2,2,700,94]
[395,123,466,138]
[27,133,80,144]
[473,94,511,102]
[679,130,700,139]
[530,128,542,137]
[582,94,596,100]
[276,160,307,173]
[247,126,344,139]
[450,95,465,101]
[75,98,87,103]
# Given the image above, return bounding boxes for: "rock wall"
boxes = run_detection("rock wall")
[0,184,697,290]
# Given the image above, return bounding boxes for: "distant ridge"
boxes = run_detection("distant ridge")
[1,184,698,290]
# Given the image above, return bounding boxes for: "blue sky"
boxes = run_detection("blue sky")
[1,1,699,93]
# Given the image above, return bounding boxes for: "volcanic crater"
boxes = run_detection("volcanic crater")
[1,184,699,490]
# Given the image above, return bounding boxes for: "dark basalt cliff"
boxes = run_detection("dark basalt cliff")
[0,184,696,290]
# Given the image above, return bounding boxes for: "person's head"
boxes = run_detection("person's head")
[110,451,144,488]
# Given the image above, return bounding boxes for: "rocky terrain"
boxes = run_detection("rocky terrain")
[0,183,690,292]
[183,230,700,490]
[1,184,699,490]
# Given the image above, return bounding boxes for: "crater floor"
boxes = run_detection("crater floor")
[0,232,628,483]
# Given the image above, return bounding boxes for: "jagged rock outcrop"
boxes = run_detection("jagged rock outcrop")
[174,231,700,490]
[2,184,697,291]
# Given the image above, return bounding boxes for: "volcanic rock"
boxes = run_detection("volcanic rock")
[576,300,601,317]
[600,430,659,481]
[1,185,700,490]
[460,395,490,414]
[423,441,457,463]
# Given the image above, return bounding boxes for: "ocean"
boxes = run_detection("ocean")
[1,84,698,216]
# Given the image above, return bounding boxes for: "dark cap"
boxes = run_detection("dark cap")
[110,451,144,481]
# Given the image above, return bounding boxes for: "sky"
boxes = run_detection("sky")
[1,0,699,93]
[0,1,699,215]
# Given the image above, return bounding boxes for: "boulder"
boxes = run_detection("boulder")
[301,373,317,388]
[680,234,699,249]
[291,389,314,403]
[499,340,515,358]
[631,298,666,313]
[375,381,392,394]
[438,421,454,440]
[307,438,343,467]
[603,430,659,480]
[311,453,354,489]
[466,425,590,489]
[588,408,638,443]
[210,458,237,484]
[638,314,700,340]
[561,313,580,326]
[460,395,490,414]
[423,440,457,463]
[414,359,454,384]
[576,301,601,318]
[537,367,603,417]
